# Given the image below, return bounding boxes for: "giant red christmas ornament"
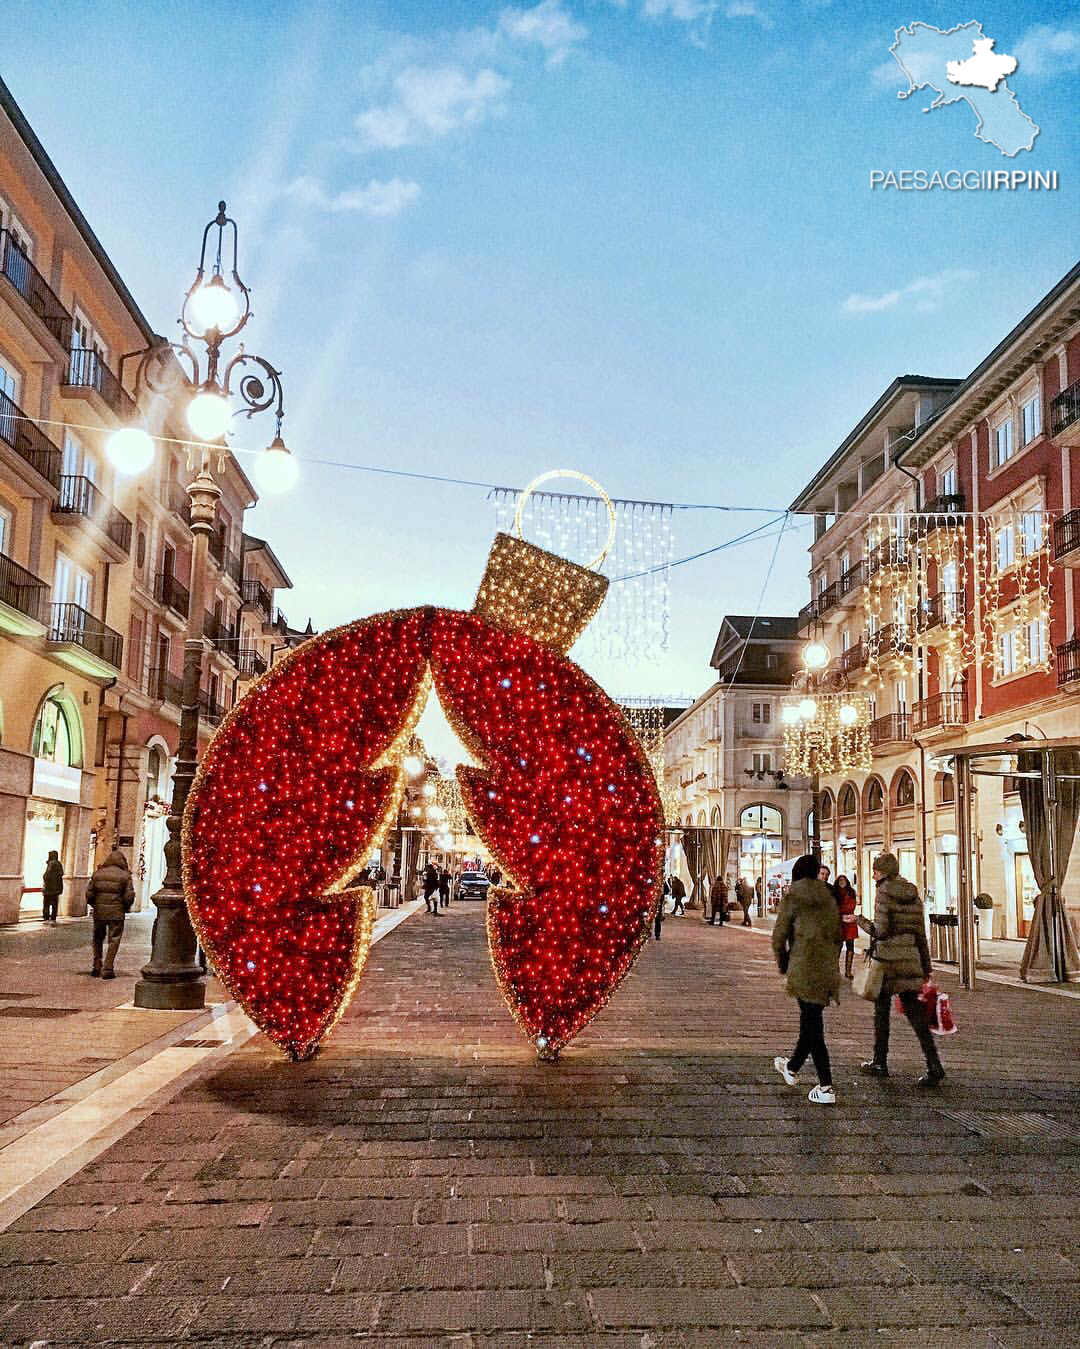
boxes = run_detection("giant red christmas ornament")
[184,512,663,1061]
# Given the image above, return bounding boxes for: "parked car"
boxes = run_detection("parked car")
[456,871,492,900]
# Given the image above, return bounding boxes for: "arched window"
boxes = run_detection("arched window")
[937,773,955,804]
[740,803,782,834]
[893,770,916,808]
[710,805,721,828]
[865,778,884,813]
[31,688,83,767]
[819,790,834,822]
[838,784,857,818]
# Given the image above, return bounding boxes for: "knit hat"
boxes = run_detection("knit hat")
[872,851,899,879]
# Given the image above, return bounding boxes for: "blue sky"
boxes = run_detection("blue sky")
[4,1,1077,699]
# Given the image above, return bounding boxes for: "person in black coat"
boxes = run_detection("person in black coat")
[42,850,64,924]
[669,874,687,916]
[422,862,441,915]
[438,867,451,908]
[86,850,135,978]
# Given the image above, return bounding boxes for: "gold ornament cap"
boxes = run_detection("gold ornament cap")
[473,532,609,654]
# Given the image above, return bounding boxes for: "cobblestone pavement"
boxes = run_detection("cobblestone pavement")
[1,901,1078,1347]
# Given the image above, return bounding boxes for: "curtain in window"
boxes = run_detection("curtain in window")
[1018,748,1080,984]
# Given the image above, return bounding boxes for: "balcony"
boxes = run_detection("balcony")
[866,538,910,576]
[836,561,866,604]
[154,571,190,620]
[1054,509,1080,568]
[203,611,238,661]
[61,347,137,420]
[236,647,268,680]
[912,690,967,733]
[0,229,72,350]
[1057,639,1080,689]
[870,712,911,748]
[199,689,226,726]
[836,639,868,676]
[53,475,132,556]
[871,623,911,664]
[1050,378,1080,447]
[265,607,290,637]
[241,578,272,621]
[912,589,966,636]
[0,387,62,488]
[47,602,122,678]
[207,533,243,587]
[164,479,191,524]
[148,665,184,706]
[917,494,966,536]
[0,551,48,636]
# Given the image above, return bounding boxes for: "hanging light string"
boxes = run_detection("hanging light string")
[718,511,793,687]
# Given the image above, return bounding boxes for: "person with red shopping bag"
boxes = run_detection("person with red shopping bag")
[857,852,945,1089]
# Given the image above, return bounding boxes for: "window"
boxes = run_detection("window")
[32,691,82,766]
[820,792,833,822]
[0,502,12,555]
[866,779,884,813]
[1021,394,1042,445]
[0,351,19,404]
[740,803,782,833]
[999,629,1018,677]
[71,309,108,361]
[894,771,916,807]
[937,773,955,805]
[816,571,828,596]
[1019,509,1043,558]
[894,680,907,712]
[838,785,857,817]
[996,524,1015,572]
[1026,619,1046,667]
[839,549,850,577]
[751,752,772,773]
[841,628,851,652]
[939,463,957,497]
[127,611,144,681]
[751,701,771,724]
[52,552,92,611]
[764,653,778,670]
[993,417,1014,468]
[62,432,97,485]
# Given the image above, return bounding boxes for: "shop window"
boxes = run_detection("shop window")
[740,803,782,834]
[31,691,82,767]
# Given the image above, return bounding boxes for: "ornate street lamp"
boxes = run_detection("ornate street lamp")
[106,201,296,1010]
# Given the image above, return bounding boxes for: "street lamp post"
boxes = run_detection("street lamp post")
[106,201,296,1011]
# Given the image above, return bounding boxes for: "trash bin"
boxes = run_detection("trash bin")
[929,912,958,963]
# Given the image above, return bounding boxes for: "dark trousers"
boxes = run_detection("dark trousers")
[92,917,125,973]
[42,894,59,922]
[439,889,449,907]
[653,913,663,940]
[425,891,439,913]
[874,989,942,1072]
[788,999,832,1087]
[671,897,684,915]
[709,901,726,925]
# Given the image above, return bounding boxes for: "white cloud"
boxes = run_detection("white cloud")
[283,175,422,217]
[351,66,510,151]
[644,0,716,20]
[499,0,588,67]
[872,56,903,87]
[841,268,976,316]
[1014,23,1080,77]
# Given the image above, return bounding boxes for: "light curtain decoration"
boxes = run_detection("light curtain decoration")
[1017,747,1080,985]
[492,486,674,664]
[781,693,872,777]
[976,511,1052,678]
[620,699,682,825]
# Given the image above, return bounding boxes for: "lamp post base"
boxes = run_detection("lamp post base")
[134,975,206,1010]
[133,888,206,1011]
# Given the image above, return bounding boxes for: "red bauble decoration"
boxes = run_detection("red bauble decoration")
[185,573,662,1061]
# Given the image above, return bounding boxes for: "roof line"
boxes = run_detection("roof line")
[0,74,157,343]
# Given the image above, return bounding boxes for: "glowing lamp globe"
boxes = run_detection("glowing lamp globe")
[421,782,436,800]
[187,389,232,441]
[253,435,299,495]
[781,704,801,726]
[838,702,858,727]
[403,755,424,778]
[105,426,155,476]
[798,697,817,721]
[802,640,830,670]
[189,275,241,334]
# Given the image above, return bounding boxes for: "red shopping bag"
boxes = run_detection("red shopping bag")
[933,991,957,1035]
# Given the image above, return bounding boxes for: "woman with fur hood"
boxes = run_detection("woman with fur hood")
[771,854,842,1105]
[858,852,945,1088]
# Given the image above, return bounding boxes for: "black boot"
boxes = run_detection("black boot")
[917,1064,945,1088]
[860,1060,889,1077]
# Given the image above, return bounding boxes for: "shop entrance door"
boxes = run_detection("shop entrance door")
[21,799,65,916]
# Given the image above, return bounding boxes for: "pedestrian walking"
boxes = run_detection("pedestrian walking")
[835,874,858,980]
[771,853,842,1105]
[653,888,666,941]
[858,852,944,1088]
[754,875,764,915]
[42,850,63,924]
[707,873,728,925]
[85,849,135,979]
[736,876,753,927]
[438,867,451,908]
[423,862,441,915]
[669,874,686,915]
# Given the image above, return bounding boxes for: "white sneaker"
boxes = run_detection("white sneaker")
[808,1085,836,1105]
[773,1056,799,1086]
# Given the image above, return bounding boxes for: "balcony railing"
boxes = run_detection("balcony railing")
[48,602,122,668]
[837,639,868,675]
[199,689,226,725]
[148,665,184,706]
[54,475,133,553]
[154,570,190,619]
[236,647,268,679]
[0,551,48,624]
[223,546,243,586]
[0,229,72,347]
[912,590,965,634]
[912,690,967,732]
[63,347,137,419]
[916,493,966,536]
[872,623,911,660]
[241,578,272,620]
[1050,379,1080,438]
[164,479,191,523]
[870,712,911,747]
[1057,639,1080,688]
[836,560,865,600]
[0,387,62,486]
[866,537,910,576]
[203,611,239,661]
[1053,509,1080,564]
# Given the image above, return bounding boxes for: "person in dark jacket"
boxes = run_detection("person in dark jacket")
[707,874,728,926]
[422,862,441,915]
[858,852,944,1088]
[772,854,842,1105]
[438,867,451,908]
[42,850,64,924]
[669,875,686,915]
[85,849,135,978]
[653,886,666,941]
